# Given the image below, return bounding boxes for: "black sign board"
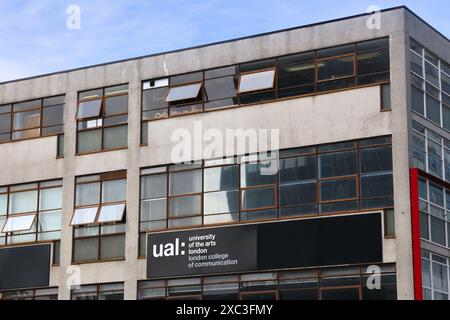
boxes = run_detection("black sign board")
[0,244,51,290]
[147,212,383,278]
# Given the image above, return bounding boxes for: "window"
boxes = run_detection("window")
[0,180,62,262]
[418,178,450,248]
[238,70,276,93]
[317,45,355,82]
[141,38,390,124]
[137,264,397,300]
[0,287,58,300]
[412,122,450,182]
[72,171,127,263]
[71,283,124,300]
[357,38,390,84]
[139,137,393,256]
[0,96,64,144]
[77,85,128,154]
[381,84,391,110]
[410,38,449,131]
[422,251,450,300]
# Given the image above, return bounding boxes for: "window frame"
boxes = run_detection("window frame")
[72,171,127,263]
[138,136,394,256]
[0,95,65,144]
[76,85,129,155]
[140,37,390,128]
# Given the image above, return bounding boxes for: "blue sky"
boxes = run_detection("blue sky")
[0,0,448,82]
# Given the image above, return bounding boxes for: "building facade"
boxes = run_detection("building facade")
[0,6,448,300]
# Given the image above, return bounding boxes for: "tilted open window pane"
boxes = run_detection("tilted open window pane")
[71,207,99,226]
[165,83,202,103]
[238,70,275,94]
[77,100,102,119]
[2,214,36,233]
[97,204,126,223]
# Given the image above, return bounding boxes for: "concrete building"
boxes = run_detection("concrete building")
[0,6,448,300]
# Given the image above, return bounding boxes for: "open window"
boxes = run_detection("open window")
[2,214,36,233]
[76,85,128,154]
[76,99,102,119]
[71,207,99,226]
[72,171,127,262]
[238,69,276,94]
[165,83,202,103]
[97,203,126,223]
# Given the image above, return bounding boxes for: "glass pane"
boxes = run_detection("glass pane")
[0,194,7,215]
[241,162,277,187]
[360,147,392,173]
[319,151,357,178]
[76,182,100,206]
[0,113,11,134]
[361,174,393,198]
[357,47,389,76]
[169,170,202,196]
[42,105,64,127]
[317,56,354,81]
[97,204,126,223]
[384,209,395,237]
[242,187,276,210]
[104,95,128,116]
[77,100,102,119]
[411,85,424,115]
[205,76,237,101]
[100,235,125,260]
[432,262,448,292]
[10,190,38,214]
[279,156,316,183]
[410,53,423,76]
[73,238,99,262]
[142,87,168,111]
[141,198,166,221]
[39,187,63,210]
[204,165,238,192]
[278,53,315,88]
[279,182,316,206]
[13,100,41,112]
[166,83,202,102]
[381,84,391,110]
[71,207,99,225]
[425,62,439,87]
[238,70,275,94]
[38,210,61,232]
[317,45,354,59]
[3,214,36,232]
[103,125,127,149]
[320,178,357,201]
[102,179,127,203]
[141,174,167,199]
[169,195,201,217]
[426,95,441,125]
[77,129,102,153]
[13,110,40,130]
[204,191,238,215]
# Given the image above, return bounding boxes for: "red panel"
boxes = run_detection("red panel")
[410,168,423,300]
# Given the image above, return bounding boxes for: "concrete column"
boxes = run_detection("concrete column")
[390,14,415,299]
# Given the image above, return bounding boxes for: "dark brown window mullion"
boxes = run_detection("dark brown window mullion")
[356,144,361,210]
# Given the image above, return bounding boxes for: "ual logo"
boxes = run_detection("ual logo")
[152,238,186,257]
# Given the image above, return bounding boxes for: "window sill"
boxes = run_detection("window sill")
[76,147,128,157]
[71,258,126,265]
